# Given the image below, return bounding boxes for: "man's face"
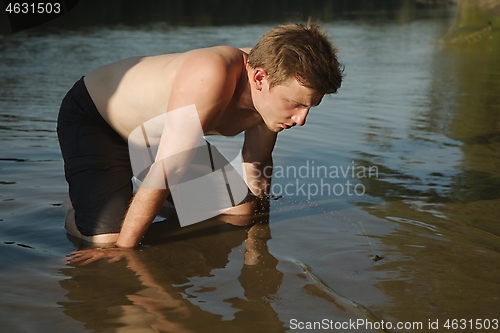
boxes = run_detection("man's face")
[252,70,323,133]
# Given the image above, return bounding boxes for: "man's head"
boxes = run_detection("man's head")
[248,21,343,95]
[247,21,343,132]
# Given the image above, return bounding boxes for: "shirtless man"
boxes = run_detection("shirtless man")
[58,22,343,252]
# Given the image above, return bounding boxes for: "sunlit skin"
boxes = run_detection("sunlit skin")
[249,67,324,133]
[64,46,325,261]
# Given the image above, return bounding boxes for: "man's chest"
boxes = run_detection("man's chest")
[207,108,262,137]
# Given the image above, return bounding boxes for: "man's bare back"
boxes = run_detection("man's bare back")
[84,46,261,140]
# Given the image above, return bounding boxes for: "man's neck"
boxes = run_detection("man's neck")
[234,63,255,112]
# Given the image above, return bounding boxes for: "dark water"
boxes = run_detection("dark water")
[1,3,500,333]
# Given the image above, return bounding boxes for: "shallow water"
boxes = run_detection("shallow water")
[1,6,500,333]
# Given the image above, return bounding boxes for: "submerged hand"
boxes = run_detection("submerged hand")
[67,246,132,266]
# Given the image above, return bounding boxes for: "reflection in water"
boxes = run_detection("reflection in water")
[58,214,286,332]
[349,0,500,325]
[436,0,500,45]
[356,0,500,206]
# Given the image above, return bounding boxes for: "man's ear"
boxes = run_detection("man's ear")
[252,67,268,91]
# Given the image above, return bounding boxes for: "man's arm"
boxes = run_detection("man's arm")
[115,171,168,248]
[242,122,277,197]
[116,48,242,248]
[217,122,276,220]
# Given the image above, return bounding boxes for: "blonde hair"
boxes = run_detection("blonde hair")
[248,21,343,95]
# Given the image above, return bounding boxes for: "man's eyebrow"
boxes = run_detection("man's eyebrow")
[290,100,310,107]
[290,99,321,108]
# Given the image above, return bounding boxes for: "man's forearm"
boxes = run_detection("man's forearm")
[244,156,273,197]
[258,157,273,196]
[115,187,169,248]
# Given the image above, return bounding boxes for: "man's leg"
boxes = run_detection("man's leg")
[63,197,119,244]
[57,78,133,243]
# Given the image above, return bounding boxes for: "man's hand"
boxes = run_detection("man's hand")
[222,192,270,215]
[67,247,133,266]
[217,192,270,226]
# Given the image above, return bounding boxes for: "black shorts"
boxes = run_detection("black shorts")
[57,77,133,236]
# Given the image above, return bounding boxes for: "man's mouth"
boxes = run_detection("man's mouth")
[282,123,293,129]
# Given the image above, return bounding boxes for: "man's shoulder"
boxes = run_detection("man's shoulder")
[173,46,246,95]
[180,46,246,70]
[186,45,245,57]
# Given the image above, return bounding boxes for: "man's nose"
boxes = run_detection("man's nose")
[291,108,309,126]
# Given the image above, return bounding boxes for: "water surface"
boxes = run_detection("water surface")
[1,8,499,333]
